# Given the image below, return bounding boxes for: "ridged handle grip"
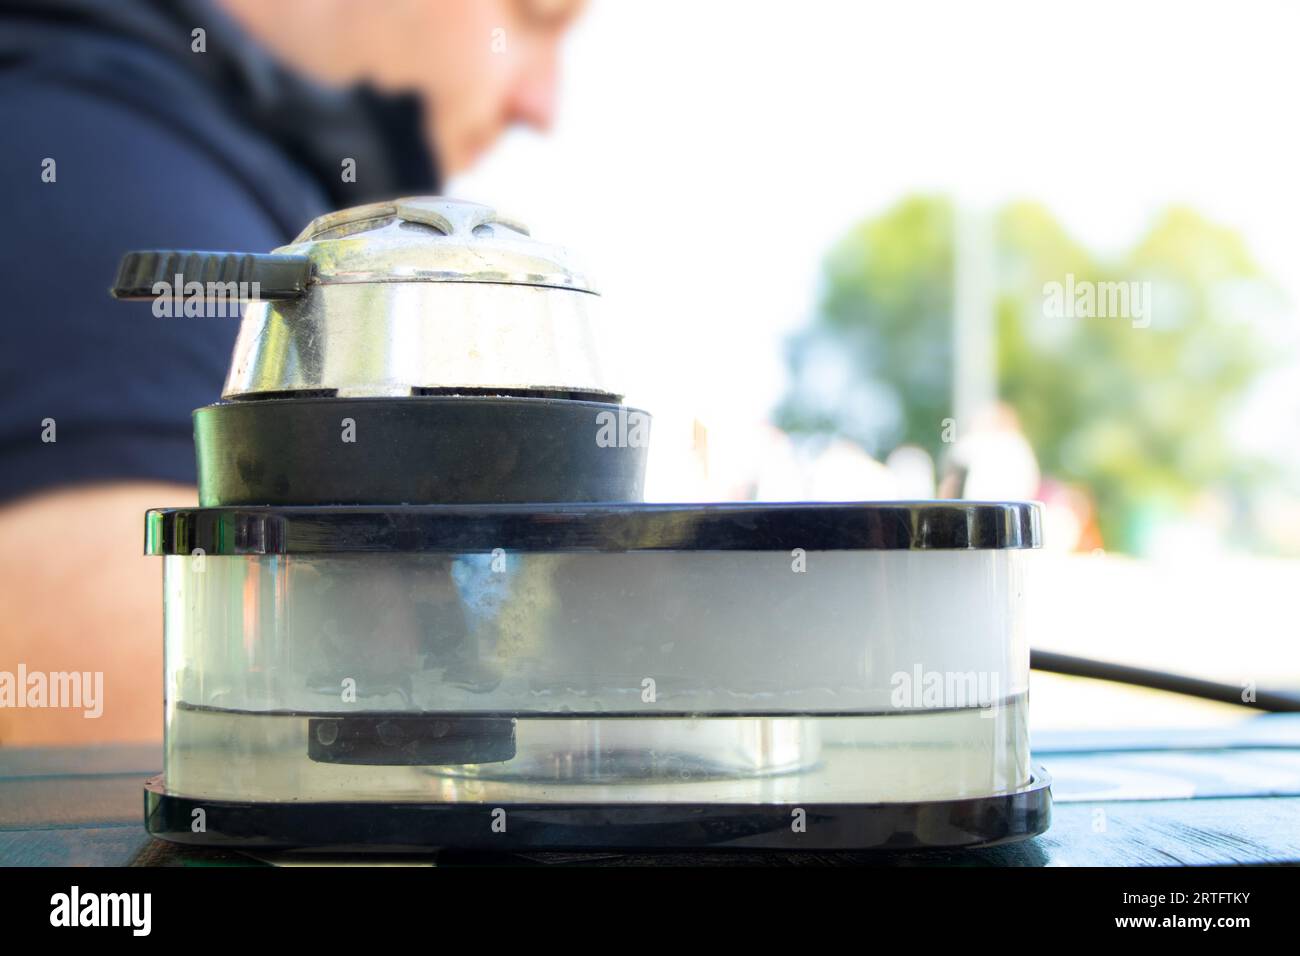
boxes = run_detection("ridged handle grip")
[110,250,312,301]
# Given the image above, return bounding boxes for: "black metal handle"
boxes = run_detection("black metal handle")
[110,250,312,301]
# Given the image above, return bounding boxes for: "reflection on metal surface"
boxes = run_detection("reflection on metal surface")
[225,283,610,399]
[222,197,614,400]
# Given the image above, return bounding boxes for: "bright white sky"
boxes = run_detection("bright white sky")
[452,0,1300,483]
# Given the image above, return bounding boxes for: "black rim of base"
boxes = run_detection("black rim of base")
[143,769,1052,852]
[146,500,1043,555]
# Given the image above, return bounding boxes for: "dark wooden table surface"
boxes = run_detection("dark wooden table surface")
[4,716,1299,866]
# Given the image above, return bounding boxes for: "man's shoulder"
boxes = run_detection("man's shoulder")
[0,21,326,236]
[0,27,326,501]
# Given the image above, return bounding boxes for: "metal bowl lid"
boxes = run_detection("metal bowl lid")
[281,197,594,293]
[216,197,615,400]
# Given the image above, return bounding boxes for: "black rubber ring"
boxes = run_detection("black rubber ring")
[194,396,651,506]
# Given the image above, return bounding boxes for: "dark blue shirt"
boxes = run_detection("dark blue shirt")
[0,0,437,501]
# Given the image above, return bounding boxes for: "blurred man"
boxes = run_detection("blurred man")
[0,0,584,744]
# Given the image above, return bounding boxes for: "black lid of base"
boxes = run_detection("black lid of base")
[145,500,1042,554]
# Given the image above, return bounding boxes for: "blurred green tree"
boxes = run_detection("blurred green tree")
[775,196,1274,552]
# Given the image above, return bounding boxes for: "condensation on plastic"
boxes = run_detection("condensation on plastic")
[161,550,1034,804]
[164,550,1030,715]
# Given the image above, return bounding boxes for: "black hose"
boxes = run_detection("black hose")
[1031,649,1300,713]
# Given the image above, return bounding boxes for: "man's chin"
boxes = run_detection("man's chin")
[445,127,506,177]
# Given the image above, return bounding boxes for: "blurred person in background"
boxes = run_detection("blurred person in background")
[0,0,585,745]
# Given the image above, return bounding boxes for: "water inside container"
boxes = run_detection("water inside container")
[164,694,1029,805]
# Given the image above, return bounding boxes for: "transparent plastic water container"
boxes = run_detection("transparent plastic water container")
[151,504,1038,812]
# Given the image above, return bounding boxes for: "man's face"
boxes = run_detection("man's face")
[376,0,587,175]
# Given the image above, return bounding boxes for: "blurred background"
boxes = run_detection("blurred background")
[3,0,1297,744]
[452,0,1300,729]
